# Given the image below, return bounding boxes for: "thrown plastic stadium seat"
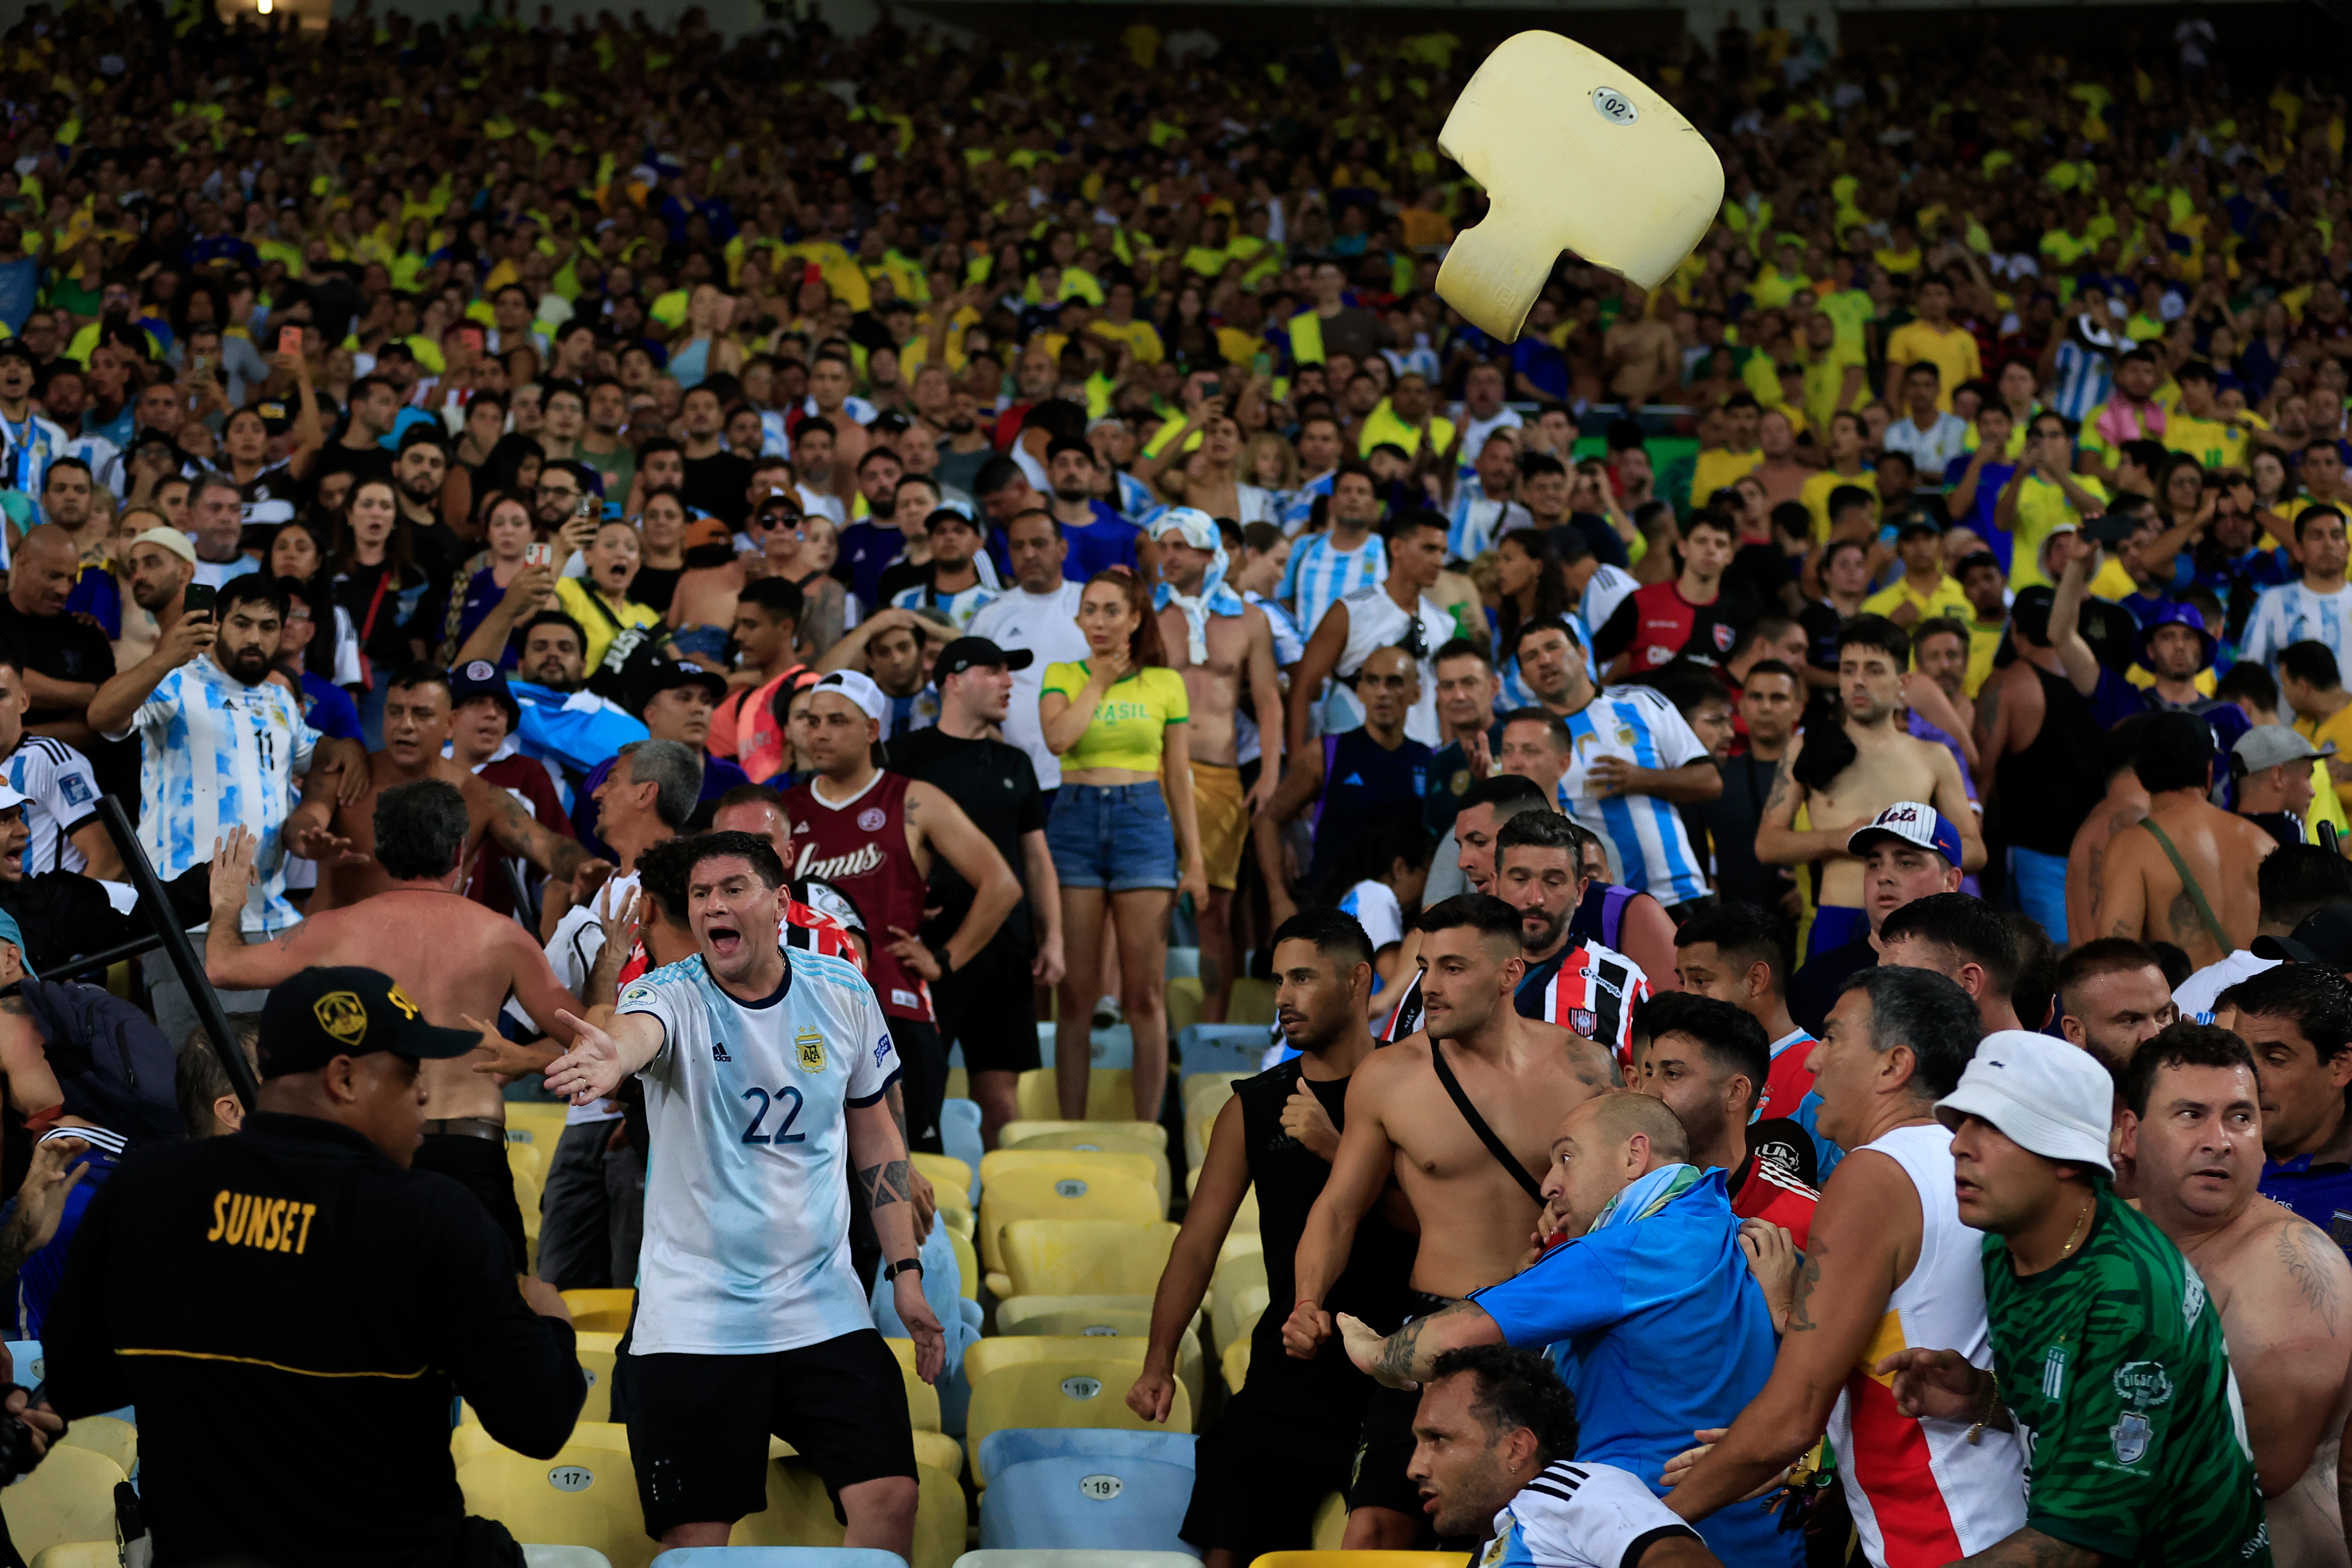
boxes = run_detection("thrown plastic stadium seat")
[455,1425,650,1568]
[56,1415,135,1479]
[524,1549,617,1568]
[658,1549,910,1567]
[957,1554,1203,1568]
[562,1289,635,1336]
[1016,1069,1135,1123]
[975,1430,1197,1547]
[966,1343,1191,1482]
[4,1447,128,1558]
[1002,1220,1179,1299]
[979,1165,1163,1277]
[1250,1555,1468,1568]
[940,1101,986,1204]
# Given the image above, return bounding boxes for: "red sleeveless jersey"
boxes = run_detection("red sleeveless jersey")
[782,770,933,1022]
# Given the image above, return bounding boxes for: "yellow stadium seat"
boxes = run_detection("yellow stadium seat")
[950,1226,981,1302]
[1016,1069,1134,1123]
[1001,1120,1167,1150]
[884,1337,945,1432]
[979,1165,1164,1276]
[1211,1249,1268,1354]
[1182,1072,1246,1120]
[1311,1494,1350,1550]
[4,1448,128,1559]
[1219,1231,1265,1266]
[561,1288,634,1335]
[914,1152,973,1205]
[505,1134,551,1189]
[737,1441,963,1568]
[946,1065,969,1103]
[575,1330,620,1423]
[27,1547,118,1568]
[995,1306,1204,1412]
[993,1293,1154,1332]
[1166,980,1205,1033]
[1002,1219,1179,1298]
[1252,1555,1469,1568]
[504,1101,569,1150]
[965,1340,1194,1483]
[455,1424,650,1568]
[1183,1169,1263,1234]
[57,1416,135,1479]
[986,1146,1169,1215]
[1222,1338,1250,1394]
[1169,980,1277,1032]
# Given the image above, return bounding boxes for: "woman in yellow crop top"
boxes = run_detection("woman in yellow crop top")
[1039,567,1208,1124]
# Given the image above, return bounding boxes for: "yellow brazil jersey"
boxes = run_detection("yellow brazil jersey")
[555,578,663,675]
[1043,662,1188,773]
[1861,572,1972,624]
[2087,554,2138,602]
[1691,447,1763,506]
[1883,320,1981,411]
[1090,317,1164,365]
[1357,401,1455,460]
[1964,618,2005,698]
[1800,465,1873,544]
[2007,473,2109,588]
[2163,411,2251,470]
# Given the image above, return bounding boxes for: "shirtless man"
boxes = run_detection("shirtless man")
[2065,715,2152,949]
[204,783,581,1271]
[666,515,745,669]
[1286,893,1611,1548]
[1603,286,1681,409]
[2119,1024,2352,1568]
[2095,708,2277,969]
[285,663,604,913]
[1152,510,1283,1020]
[1151,407,1263,523]
[1757,615,1983,958]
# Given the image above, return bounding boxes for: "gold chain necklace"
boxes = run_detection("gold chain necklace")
[2056,1194,2094,1259]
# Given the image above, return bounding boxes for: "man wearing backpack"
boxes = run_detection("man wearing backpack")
[0,904,189,1337]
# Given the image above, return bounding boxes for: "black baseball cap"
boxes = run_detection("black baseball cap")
[2254,904,2352,971]
[627,652,727,717]
[257,966,482,1078]
[934,636,1033,679]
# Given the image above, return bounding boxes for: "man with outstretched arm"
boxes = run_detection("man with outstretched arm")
[545,830,944,1559]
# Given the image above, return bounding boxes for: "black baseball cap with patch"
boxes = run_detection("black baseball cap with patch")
[257,966,482,1078]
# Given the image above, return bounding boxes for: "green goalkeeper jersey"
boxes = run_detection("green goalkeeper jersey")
[1983,1181,2272,1565]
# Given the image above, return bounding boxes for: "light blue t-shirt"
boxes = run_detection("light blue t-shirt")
[618,948,902,1355]
[1469,1167,1801,1568]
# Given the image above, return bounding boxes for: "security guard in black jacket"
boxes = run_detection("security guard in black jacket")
[45,966,587,1568]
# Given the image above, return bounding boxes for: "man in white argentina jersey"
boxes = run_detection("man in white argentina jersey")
[1411,1344,1721,1568]
[0,657,120,878]
[2241,506,2352,671]
[545,830,946,1557]
[1664,966,2024,1568]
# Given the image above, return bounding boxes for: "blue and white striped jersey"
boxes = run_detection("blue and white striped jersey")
[1447,482,1532,563]
[1114,470,1163,527]
[2239,580,2352,671]
[1280,469,1338,536]
[1481,1461,1703,1568]
[619,947,902,1356]
[2049,339,2113,427]
[105,655,319,935]
[2,734,102,876]
[1559,685,1712,909]
[1281,531,1388,648]
[890,578,998,632]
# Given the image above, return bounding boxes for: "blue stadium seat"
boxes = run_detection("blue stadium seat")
[939,1101,985,1203]
[650,1551,912,1568]
[1173,1026,1275,1079]
[955,1554,1204,1568]
[975,1430,1197,1551]
[1035,1026,1135,1071]
[6,1341,43,1383]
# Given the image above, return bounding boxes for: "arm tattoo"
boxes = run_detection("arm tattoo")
[1377,1314,1434,1382]
[1787,1244,1824,1332]
[1763,752,1795,814]
[858,1158,914,1209]
[2281,1223,2343,1335]
[0,995,25,1017]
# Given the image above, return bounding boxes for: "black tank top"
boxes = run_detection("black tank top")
[1996,662,2107,855]
[1236,1058,1417,1391]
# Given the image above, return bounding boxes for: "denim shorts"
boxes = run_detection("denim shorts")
[1048,782,1179,891]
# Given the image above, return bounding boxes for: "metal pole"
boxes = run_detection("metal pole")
[44,932,168,984]
[95,795,258,1112]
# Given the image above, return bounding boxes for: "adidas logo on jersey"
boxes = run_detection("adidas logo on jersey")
[713,1042,733,1063]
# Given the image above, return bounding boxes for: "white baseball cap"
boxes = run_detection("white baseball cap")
[1934,1030,2114,1175]
[0,784,25,814]
[808,669,887,723]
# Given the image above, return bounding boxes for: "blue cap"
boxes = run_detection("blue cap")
[2137,601,2217,674]
[1846,802,1964,869]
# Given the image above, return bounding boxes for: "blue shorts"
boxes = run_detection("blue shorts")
[1048,782,1179,892]
[2011,846,2068,944]
[670,624,730,660]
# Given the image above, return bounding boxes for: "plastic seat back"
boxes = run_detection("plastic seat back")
[3,1448,126,1559]
[966,1348,1192,1483]
[56,1415,136,1479]
[953,1553,1205,1568]
[974,1430,1197,1547]
[979,1166,1163,1275]
[656,1549,912,1567]
[1001,1220,1179,1298]
[939,1101,986,1203]
[560,1288,636,1336]
[454,1423,650,1568]
[1015,1069,1135,1123]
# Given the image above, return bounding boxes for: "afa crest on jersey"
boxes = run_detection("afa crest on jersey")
[796,1028,827,1073]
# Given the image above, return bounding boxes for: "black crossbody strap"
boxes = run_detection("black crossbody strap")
[1429,1041,1546,1205]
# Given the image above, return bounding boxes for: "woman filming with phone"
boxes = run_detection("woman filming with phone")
[329,477,429,747]
[1039,565,1209,1126]
[419,491,556,667]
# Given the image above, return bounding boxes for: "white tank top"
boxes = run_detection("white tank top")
[1825,1123,2027,1567]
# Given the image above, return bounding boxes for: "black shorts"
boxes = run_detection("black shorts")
[414,1133,527,1275]
[933,946,1040,1076]
[1348,1290,1460,1518]
[890,1016,945,1156]
[626,1329,918,1537]
[1183,1357,1365,1556]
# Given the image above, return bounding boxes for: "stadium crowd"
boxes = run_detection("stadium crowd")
[0,0,2345,1563]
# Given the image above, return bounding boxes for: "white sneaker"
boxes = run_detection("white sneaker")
[1091,994,1124,1028]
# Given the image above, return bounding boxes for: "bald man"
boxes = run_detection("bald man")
[1338,1090,1801,1567]
[0,525,118,748]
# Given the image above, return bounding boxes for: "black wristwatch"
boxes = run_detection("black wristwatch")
[884,1258,924,1282]
[926,940,955,976]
